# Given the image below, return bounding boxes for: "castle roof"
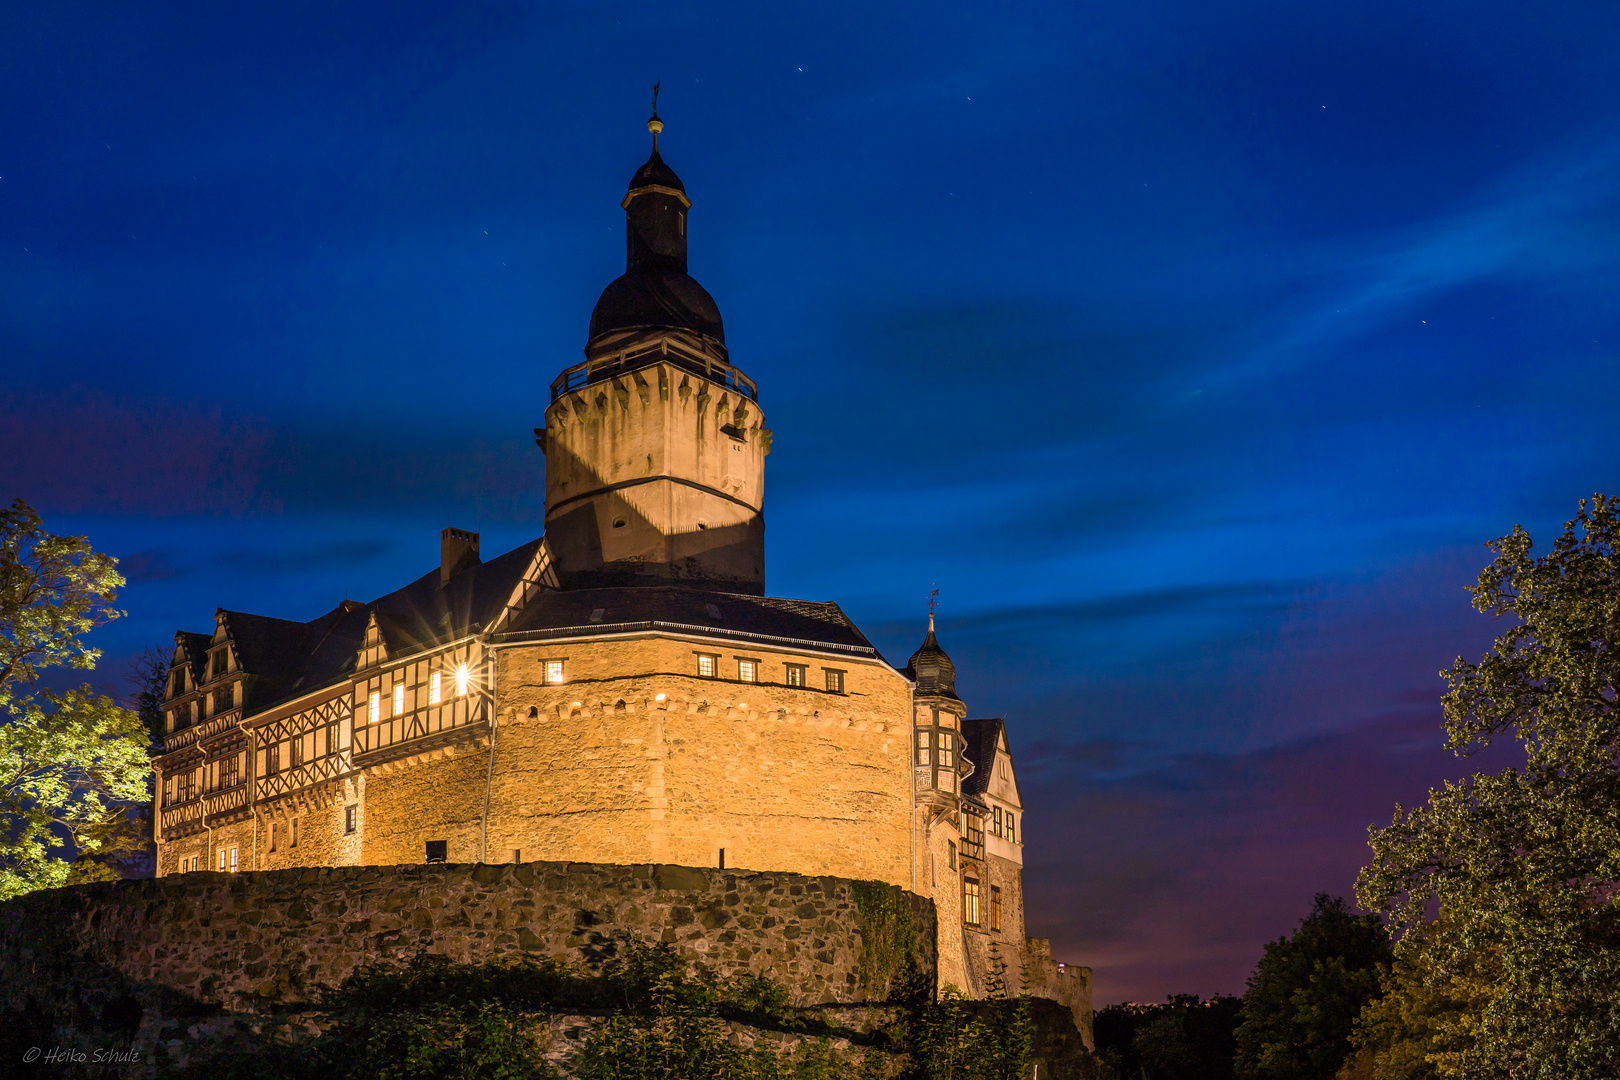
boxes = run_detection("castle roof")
[179,538,543,717]
[904,624,959,700]
[498,585,877,658]
[959,716,1006,800]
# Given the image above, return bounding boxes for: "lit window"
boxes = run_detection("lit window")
[269,822,278,852]
[1007,814,1015,843]
[393,682,405,715]
[825,669,845,693]
[219,849,227,871]
[939,732,955,768]
[698,655,717,678]
[291,817,299,848]
[369,690,381,724]
[990,885,1002,931]
[963,877,981,926]
[455,663,469,697]
[785,664,805,687]
[738,660,757,683]
[993,806,1002,837]
[345,805,358,834]
[545,660,565,684]
[429,671,442,705]
[229,847,238,873]
[917,730,931,766]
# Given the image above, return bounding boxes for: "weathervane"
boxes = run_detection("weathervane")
[648,80,663,148]
[928,584,939,632]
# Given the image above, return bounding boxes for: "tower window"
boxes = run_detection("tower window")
[737,659,757,683]
[545,660,565,684]
[697,654,718,678]
[345,805,358,834]
[824,669,845,694]
[963,877,982,926]
[393,682,405,715]
[785,664,806,687]
[430,671,442,705]
[917,730,931,766]
[938,731,955,768]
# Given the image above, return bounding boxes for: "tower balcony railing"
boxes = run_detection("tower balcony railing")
[551,337,756,402]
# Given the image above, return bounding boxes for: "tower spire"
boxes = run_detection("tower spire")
[928,584,938,633]
[648,80,663,150]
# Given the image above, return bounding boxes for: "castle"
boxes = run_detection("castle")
[150,112,1080,1005]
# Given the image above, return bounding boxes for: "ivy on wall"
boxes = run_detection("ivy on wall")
[851,880,917,1002]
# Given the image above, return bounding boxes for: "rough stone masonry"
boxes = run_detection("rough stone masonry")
[0,861,936,1017]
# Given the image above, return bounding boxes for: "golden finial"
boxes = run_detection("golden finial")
[928,585,939,632]
[647,81,663,146]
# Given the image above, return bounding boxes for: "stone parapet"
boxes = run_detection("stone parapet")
[0,862,936,1017]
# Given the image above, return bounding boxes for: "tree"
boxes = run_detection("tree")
[1234,894,1392,1080]
[1340,920,1486,1080]
[1356,495,1620,1079]
[123,645,170,751]
[1096,994,1242,1080]
[0,498,151,898]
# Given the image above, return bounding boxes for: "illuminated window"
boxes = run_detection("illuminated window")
[455,664,469,697]
[393,682,405,715]
[1006,814,1015,844]
[219,849,227,871]
[785,664,806,687]
[990,885,1002,931]
[993,807,1002,837]
[229,847,238,873]
[697,654,717,678]
[369,690,381,725]
[345,805,358,834]
[545,660,564,684]
[738,660,757,683]
[429,671,442,705]
[917,730,931,766]
[938,732,955,768]
[963,877,981,926]
[824,669,845,693]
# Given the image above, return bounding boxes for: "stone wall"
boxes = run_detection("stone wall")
[0,862,935,1017]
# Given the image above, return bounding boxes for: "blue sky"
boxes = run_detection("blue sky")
[4,1,1618,1002]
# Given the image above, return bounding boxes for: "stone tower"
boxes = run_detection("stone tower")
[538,111,768,593]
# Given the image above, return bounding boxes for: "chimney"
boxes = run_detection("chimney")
[440,527,481,585]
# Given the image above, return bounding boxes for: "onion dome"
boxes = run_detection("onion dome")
[906,616,959,700]
[586,111,725,351]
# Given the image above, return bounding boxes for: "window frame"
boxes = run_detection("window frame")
[823,668,846,694]
[990,884,1002,931]
[963,876,982,927]
[696,653,719,679]
[736,657,759,683]
[544,659,565,684]
[344,805,358,835]
[784,663,807,687]
[429,670,442,705]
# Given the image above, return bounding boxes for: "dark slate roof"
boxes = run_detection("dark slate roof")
[173,631,211,682]
[200,538,543,717]
[498,585,877,656]
[905,626,959,700]
[628,147,685,194]
[960,717,1005,800]
[588,265,725,346]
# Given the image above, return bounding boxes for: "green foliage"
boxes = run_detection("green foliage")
[1341,921,1483,1080]
[0,499,150,898]
[0,498,124,704]
[161,945,1040,1080]
[0,687,153,899]
[1234,894,1392,1080]
[1094,994,1242,1080]
[852,879,916,1001]
[1356,495,1620,1079]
